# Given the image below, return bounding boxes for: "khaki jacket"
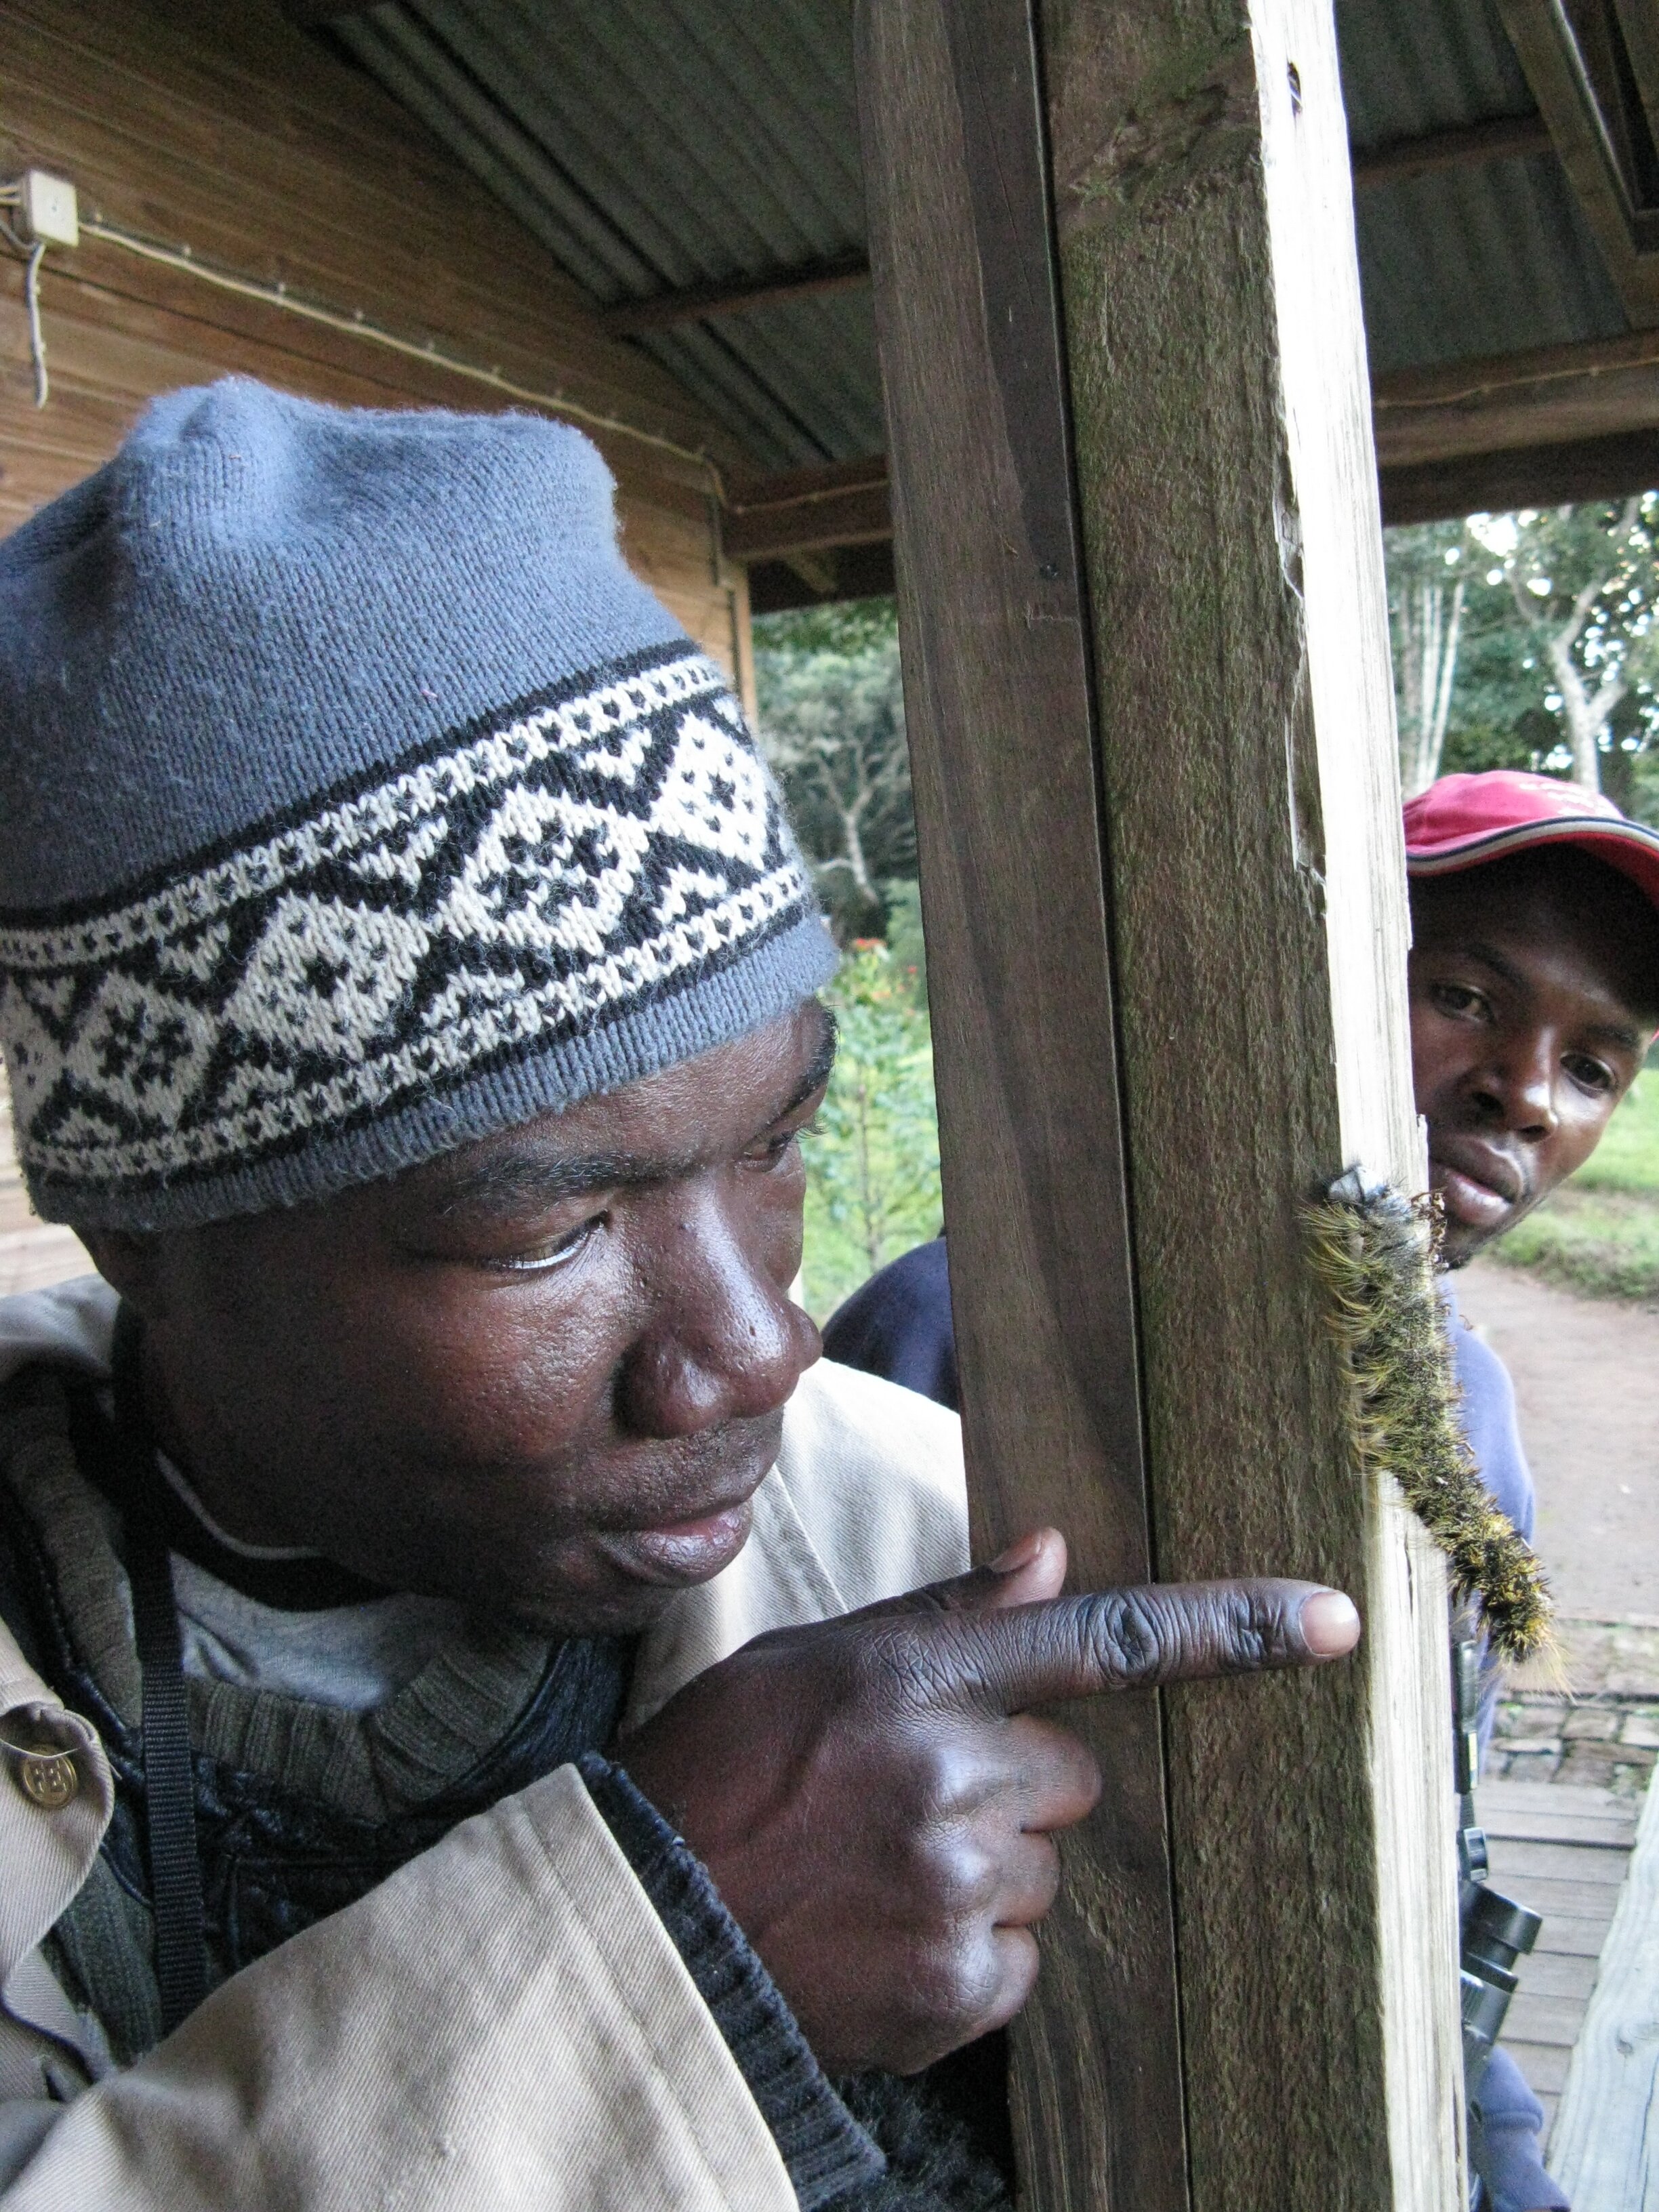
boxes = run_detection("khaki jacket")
[0,1278,968,2210]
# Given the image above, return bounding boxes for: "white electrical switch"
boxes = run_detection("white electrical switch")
[19,171,79,250]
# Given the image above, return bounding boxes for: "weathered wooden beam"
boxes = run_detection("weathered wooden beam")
[598,256,872,336]
[1381,426,1659,521]
[857,0,1462,2205]
[1372,327,1659,471]
[853,5,1184,2202]
[1042,0,1462,2197]
[1495,0,1659,325]
[1351,111,1554,189]
[726,326,1659,582]
[1546,1765,1659,2198]
[722,456,893,560]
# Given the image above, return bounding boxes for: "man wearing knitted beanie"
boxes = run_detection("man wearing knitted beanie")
[0,382,1359,2211]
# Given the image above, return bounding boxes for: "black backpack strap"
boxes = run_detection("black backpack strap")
[105,1309,207,2034]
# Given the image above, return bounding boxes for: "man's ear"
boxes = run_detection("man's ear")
[78,1228,165,1316]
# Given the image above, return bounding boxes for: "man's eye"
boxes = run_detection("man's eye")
[1564,1054,1616,1094]
[744,1126,808,1171]
[489,1218,602,1273]
[1430,981,1487,1019]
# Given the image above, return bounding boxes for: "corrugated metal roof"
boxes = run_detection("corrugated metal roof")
[328,0,1635,471]
[1338,0,1628,371]
[334,0,869,470]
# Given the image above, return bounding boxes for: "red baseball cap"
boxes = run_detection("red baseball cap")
[1404,769,1659,918]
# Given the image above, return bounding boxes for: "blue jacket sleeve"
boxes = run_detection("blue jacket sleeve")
[822,1240,960,1413]
[1444,1297,1537,1756]
[1472,2047,1569,2211]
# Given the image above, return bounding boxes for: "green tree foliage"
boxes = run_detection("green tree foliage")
[754,600,915,939]
[1488,497,1659,801]
[1385,497,1659,815]
[800,941,941,1322]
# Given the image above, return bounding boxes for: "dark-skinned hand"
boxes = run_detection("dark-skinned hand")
[620,1526,1361,2076]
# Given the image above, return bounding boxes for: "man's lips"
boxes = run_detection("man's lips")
[592,1496,757,1587]
[1430,1143,1525,1231]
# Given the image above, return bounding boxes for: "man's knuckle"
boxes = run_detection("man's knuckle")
[916,1832,998,1917]
[1082,1589,1163,1683]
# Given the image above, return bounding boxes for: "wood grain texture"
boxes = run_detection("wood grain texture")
[1372,328,1659,471]
[1547,1769,1659,2201]
[1041,0,1460,2203]
[854,6,1185,2206]
[1351,112,1555,188]
[1380,429,1659,523]
[0,0,747,673]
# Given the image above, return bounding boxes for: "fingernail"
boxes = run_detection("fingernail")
[989,1530,1044,1575]
[1300,1591,1361,1656]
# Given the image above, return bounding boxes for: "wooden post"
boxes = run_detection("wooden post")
[854,3,1463,2207]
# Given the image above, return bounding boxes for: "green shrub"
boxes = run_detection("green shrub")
[800,942,941,1322]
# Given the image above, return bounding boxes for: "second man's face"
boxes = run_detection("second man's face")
[1408,870,1653,1266]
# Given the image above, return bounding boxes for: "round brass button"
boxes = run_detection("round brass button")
[4,1740,79,1811]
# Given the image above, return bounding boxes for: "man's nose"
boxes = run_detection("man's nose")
[1476,1035,1559,1139]
[615,1190,818,1438]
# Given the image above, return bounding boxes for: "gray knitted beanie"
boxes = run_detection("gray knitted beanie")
[0,380,834,1229]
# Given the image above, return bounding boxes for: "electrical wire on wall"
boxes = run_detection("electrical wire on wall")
[0,179,725,492]
[0,182,49,408]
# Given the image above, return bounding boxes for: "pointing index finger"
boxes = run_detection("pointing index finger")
[938,1580,1361,1716]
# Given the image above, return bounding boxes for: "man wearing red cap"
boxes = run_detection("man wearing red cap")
[827,769,1659,2212]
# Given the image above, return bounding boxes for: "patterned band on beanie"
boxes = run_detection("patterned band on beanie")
[0,642,829,1227]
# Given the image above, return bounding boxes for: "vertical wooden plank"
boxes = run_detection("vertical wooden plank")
[1043,0,1463,2202]
[859,0,1463,2205]
[853,9,1187,2209]
[1547,1769,1659,2199]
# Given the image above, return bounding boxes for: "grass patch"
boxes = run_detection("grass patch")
[1568,1069,1659,1193]
[1493,1185,1659,1303]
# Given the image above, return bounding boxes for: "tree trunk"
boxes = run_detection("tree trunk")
[1397,576,1465,798]
[1546,632,1621,792]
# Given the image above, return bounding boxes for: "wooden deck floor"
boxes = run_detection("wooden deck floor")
[1481,1778,1639,2141]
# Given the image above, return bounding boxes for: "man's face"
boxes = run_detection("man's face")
[91,1002,834,1634]
[1409,864,1656,1266]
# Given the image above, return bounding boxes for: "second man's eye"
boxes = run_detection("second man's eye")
[1563,1054,1616,1095]
[1430,981,1488,1019]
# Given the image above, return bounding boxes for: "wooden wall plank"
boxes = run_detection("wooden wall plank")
[0,0,747,675]
[854,7,1185,2206]
[861,0,1462,2203]
[0,2,721,441]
